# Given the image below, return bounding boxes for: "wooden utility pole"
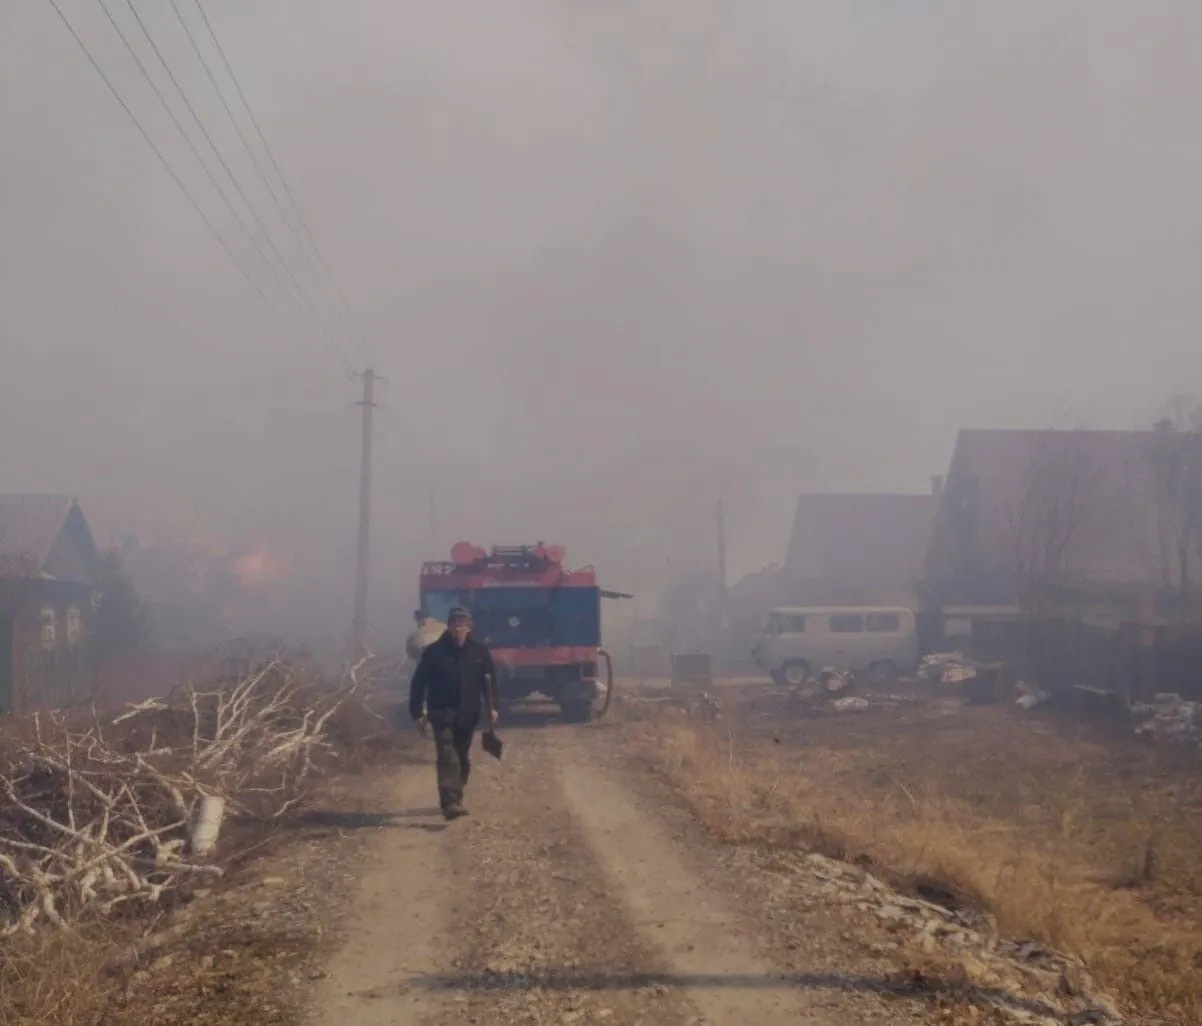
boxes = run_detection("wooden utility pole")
[716,496,729,662]
[351,368,383,659]
[716,496,728,594]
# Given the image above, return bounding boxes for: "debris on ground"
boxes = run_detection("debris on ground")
[97,770,393,1026]
[829,696,871,714]
[691,690,723,721]
[1015,680,1051,711]
[614,688,721,722]
[783,688,871,716]
[818,667,853,694]
[919,652,979,685]
[760,848,1127,1026]
[1132,693,1202,746]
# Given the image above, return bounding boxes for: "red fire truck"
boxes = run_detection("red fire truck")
[418,542,628,721]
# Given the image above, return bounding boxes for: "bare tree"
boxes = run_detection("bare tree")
[1008,431,1101,616]
[1145,395,1202,621]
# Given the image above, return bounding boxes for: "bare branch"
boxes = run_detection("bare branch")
[1142,400,1202,620]
[1006,431,1102,615]
[0,661,356,933]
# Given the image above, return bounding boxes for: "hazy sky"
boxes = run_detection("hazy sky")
[2,1,1200,637]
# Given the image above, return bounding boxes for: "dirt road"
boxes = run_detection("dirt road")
[310,723,939,1026]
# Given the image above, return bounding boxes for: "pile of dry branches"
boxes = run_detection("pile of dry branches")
[0,659,364,934]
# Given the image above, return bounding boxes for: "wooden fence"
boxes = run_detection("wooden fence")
[968,617,1202,702]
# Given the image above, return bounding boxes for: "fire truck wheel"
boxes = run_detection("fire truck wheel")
[560,699,592,723]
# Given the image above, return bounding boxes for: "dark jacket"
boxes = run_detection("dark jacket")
[409,630,499,729]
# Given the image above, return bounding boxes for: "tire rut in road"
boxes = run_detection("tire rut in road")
[423,732,699,1025]
[561,754,851,1025]
[309,767,451,1026]
[566,731,941,1025]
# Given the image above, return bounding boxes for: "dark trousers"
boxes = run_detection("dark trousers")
[429,709,474,811]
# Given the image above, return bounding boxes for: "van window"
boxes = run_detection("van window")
[866,613,901,633]
[782,614,805,633]
[829,614,864,633]
[762,613,784,634]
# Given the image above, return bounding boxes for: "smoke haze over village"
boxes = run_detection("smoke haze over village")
[2,0,1200,642]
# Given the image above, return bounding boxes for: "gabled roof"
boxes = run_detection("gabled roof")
[0,495,97,579]
[785,491,938,584]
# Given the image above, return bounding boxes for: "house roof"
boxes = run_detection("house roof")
[784,491,938,585]
[928,429,1169,592]
[0,494,89,578]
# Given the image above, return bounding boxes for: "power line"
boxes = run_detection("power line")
[122,0,358,374]
[191,0,379,367]
[44,0,328,373]
[166,0,375,368]
[89,0,332,370]
[99,0,353,375]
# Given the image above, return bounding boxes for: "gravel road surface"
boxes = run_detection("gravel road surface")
[311,722,944,1026]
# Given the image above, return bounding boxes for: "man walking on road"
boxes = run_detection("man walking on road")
[409,606,499,820]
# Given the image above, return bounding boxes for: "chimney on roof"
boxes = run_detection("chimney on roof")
[930,475,944,497]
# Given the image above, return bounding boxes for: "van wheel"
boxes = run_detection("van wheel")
[869,660,898,683]
[782,661,810,687]
[769,670,786,687]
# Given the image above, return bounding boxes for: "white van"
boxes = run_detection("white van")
[751,606,918,686]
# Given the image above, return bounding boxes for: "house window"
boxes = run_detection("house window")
[866,613,901,633]
[67,606,82,646]
[91,590,103,614]
[829,614,864,633]
[40,606,57,650]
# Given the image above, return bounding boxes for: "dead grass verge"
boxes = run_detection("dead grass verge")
[631,700,1202,1022]
[0,925,125,1025]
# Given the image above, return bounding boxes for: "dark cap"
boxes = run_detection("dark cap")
[447,605,472,625]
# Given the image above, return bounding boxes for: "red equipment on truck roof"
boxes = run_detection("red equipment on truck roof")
[423,541,595,589]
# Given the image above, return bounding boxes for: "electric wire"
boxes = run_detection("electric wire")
[98,0,353,374]
[191,0,380,367]
[122,0,359,374]
[44,0,332,374]
[167,0,376,368]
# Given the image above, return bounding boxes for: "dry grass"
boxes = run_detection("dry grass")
[0,926,126,1025]
[632,690,1202,1022]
